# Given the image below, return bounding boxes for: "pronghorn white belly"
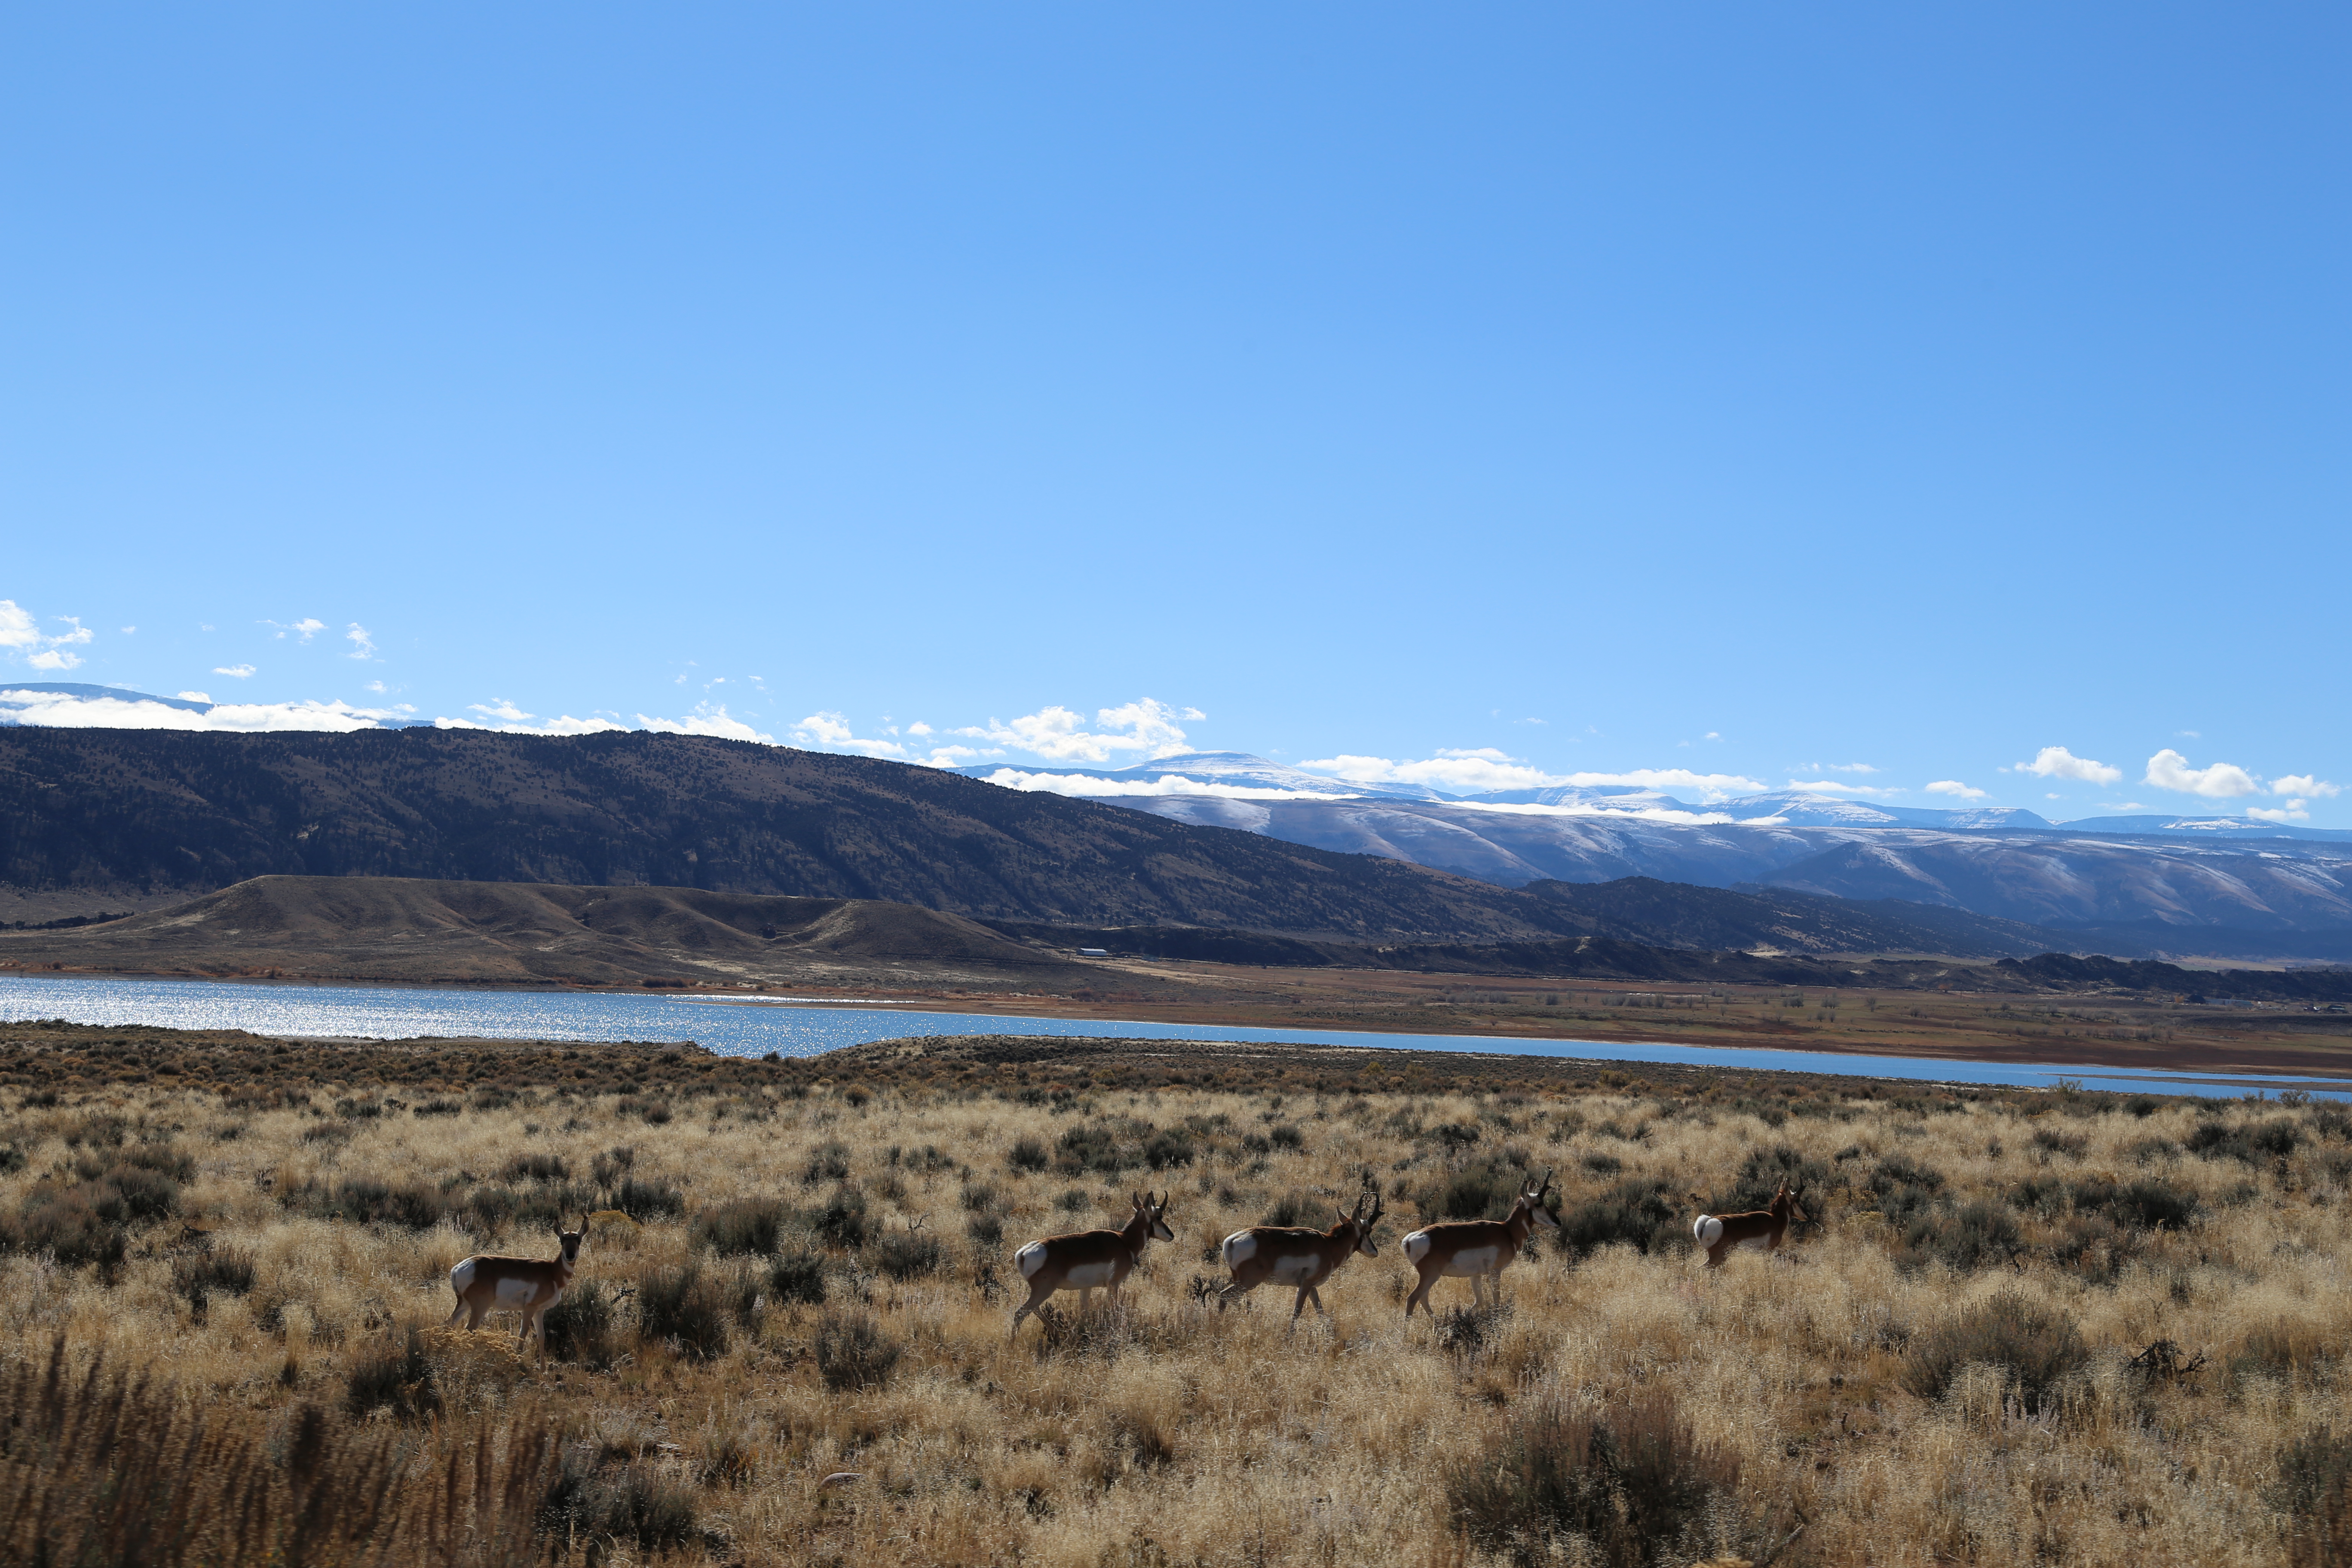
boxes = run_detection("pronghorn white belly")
[1016,1242,1049,1279]
[1694,1216,1724,1248]
[1221,1231,1257,1269]
[1062,1260,1117,1289]
[494,1274,544,1308]
[1736,1232,1771,1253]
[1438,1245,1504,1278]
[1269,1254,1323,1286]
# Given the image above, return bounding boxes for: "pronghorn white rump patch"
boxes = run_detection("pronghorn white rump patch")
[1063,1260,1117,1289]
[1694,1216,1724,1248]
[493,1274,539,1308]
[1270,1254,1320,1286]
[1402,1230,1433,1265]
[1221,1231,1258,1268]
[449,1259,478,1293]
[1015,1241,1048,1279]
[1439,1245,1502,1278]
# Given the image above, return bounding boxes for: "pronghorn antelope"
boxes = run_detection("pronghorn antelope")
[445,1217,585,1364]
[1009,1191,1174,1337]
[1692,1179,1807,1268]
[1217,1182,1383,1318]
[1401,1170,1557,1318]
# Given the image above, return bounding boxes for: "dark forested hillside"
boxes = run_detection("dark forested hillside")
[0,728,1575,940]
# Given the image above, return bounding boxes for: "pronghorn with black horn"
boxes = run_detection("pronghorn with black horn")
[1401,1170,1557,1318]
[1692,1179,1807,1268]
[445,1216,586,1365]
[1009,1191,1175,1338]
[1217,1178,1383,1319]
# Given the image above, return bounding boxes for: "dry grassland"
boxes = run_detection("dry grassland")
[3,1021,2351,1566]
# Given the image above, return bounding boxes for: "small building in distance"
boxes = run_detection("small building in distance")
[1076,947,1109,958]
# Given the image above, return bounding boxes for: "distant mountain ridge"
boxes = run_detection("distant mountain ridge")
[3,728,2346,963]
[959,753,2352,952]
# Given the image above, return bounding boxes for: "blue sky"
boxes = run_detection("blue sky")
[3,5,2346,823]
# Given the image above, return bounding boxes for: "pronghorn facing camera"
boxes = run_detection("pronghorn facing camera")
[1009,1191,1174,1337]
[1693,1179,1807,1268]
[446,1217,586,1364]
[1401,1171,1557,1318]
[1218,1181,1383,1319]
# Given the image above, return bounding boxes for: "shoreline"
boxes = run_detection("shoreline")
[6,964,2351,1085]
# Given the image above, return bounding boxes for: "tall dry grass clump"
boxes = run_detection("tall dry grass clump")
[3,1022,2352,1564]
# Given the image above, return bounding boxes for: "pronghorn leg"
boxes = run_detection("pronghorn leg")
[464,1301,489,1330]
[446,1296,468,1329]
[1078,1287,1093,1317]
[1011,1287,1049,1338]
[1405,1269,1438,1318]
[1216,1280,1253,1311]
[1305,1285,1325,1316]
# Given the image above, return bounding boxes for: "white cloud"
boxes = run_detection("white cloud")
[952,698,1203,764]
[792,710,986,766]
[636,705,775,743]
[2144,748,2258,799]
[177,691,211,704]
[469,698,535,723]
[1,600,100,671]
[265,618,327,642]
[438,712,627,736]
[212,664,257,679]
[974,767,1740,824]
[364,680,389,694]
[977,769,1358,803]
[1925,780,1989,800]
[1296,752,1770,799]
[2270,774,2341,799]
[1785,779,1902,798]
[0,689,408,732]
[120,626,136,634]
[1797,761,1878,775]
[2247,802,2309,824]
[345,624,377,660]
[2018,746,2123,786]
[4,606,50,649]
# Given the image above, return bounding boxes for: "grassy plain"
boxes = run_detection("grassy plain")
[3,1020,2351,1565]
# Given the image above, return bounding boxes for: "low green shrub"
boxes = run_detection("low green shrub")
[815,1309,902,1391]
[636,1263,732,1360]
[694,1197,788,1256]
[1903,1292,2087,1409]
[1443,1389,1740,1566]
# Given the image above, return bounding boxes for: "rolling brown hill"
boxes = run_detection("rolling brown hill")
[0,875,1094,986]
[0,728,1569,941]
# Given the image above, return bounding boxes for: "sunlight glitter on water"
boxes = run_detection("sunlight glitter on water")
[0,973,2340,1099]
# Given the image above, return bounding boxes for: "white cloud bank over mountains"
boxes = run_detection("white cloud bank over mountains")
[0,652,2340,824]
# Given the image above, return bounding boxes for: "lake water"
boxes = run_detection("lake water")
[0,973,2339,1099]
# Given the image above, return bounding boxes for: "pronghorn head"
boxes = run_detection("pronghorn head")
[555,1216,587,1263]
[1134,1191,1175,1243]
[1521,1170,1560,1230]
[1777,1182,1810,1225]
[1336,1182,1384,1257]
